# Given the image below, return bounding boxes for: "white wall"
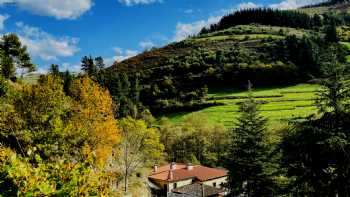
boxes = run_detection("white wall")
[203,176,228,188]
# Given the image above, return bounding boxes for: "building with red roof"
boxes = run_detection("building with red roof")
[148,163,228,196]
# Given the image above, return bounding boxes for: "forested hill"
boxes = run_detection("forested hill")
[106,1,350,115]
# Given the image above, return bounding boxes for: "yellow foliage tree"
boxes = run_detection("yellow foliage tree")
[70,76,120,167]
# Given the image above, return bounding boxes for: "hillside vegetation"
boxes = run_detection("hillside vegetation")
[168,84,319,127]
[107,5,348,117]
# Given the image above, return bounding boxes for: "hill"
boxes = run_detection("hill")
[300,0,350,14]
[104,3,349,122]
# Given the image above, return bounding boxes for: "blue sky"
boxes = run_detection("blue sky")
[0,0,324,73]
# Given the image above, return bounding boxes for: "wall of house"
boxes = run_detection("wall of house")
[203,176,228,188]
[168,179,194,192]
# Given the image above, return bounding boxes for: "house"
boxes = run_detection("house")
[148,163,228,197]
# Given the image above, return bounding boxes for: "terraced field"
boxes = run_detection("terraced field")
[167,84,320,128]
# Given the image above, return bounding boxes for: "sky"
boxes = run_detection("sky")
[0,0,325,73]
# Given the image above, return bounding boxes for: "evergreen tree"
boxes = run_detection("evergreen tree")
[49,64,60,76]
[94,56,105,70]
[281,54,350,196]
[81,55,97,77]
[325,20,339,43]
[0,34,35,79]
[62,70,74,95]
[226,83,274,197]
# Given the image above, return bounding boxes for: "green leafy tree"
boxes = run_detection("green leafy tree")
[226,83,274,197]
[0,34,35,79]
[111,117,164,193]
[0,76,8,97]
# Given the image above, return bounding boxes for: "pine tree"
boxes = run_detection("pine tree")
[49,64,60,76]
[227,82,274,197]
[325,20,339,43]
[281,50,350,196]
[0,34,35,79]
[81,56,97,77]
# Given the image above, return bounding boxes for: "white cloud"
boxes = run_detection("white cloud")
[171,0,326,42]
[15,22,80,61]
[269,0,326,10]
[61,62,81,73]
[0,0,93,19]
[0,14,9,31]
[172,16,221,41]
[105,47,139,66]
[139,40,154,49]
[118,0,162,6]
[237,2,259,10]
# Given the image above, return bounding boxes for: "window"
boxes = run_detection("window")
[174,182,178,189]
[213,182,217,187]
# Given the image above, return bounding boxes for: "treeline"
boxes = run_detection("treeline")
[303,0,350,8]
[200,8,323,34]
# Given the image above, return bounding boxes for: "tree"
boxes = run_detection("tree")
[280,55,350,196]
[226,83,274,197]
[0,34,35,79]
[81,56,97,77]
[112,117,163,193]
[62,70,74,95]
[95,56,105,70]
[316,56,350,116]
[0,75,121,196]
[49,64,60,76]
[0,76,8,97]
[325,19,339,43]
[70,76,120,168]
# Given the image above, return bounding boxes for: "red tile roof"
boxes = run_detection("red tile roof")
[149,163,228,182]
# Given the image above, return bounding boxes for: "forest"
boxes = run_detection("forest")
[0,0,350,196]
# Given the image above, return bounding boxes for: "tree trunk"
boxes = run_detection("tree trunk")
[124,173,128,193]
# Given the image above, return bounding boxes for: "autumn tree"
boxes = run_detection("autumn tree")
[70,76,120,167]
[0,33,35,79]
[0,75,78,159]
[112,117,163,193]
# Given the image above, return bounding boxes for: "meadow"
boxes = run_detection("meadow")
[166,84,320,128]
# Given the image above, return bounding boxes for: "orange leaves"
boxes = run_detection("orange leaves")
[71,76,120,168]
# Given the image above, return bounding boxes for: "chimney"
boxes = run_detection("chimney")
[187,163,194,171]
[170,162,176,170]
[153,164,158,173]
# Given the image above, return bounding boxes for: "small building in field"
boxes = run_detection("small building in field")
[148,163,228,197]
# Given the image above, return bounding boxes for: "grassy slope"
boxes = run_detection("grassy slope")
[299,2,350,14]
[166,84,319,128]
[112,24,316,72]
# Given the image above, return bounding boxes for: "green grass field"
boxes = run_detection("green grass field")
[165,84,320,128]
